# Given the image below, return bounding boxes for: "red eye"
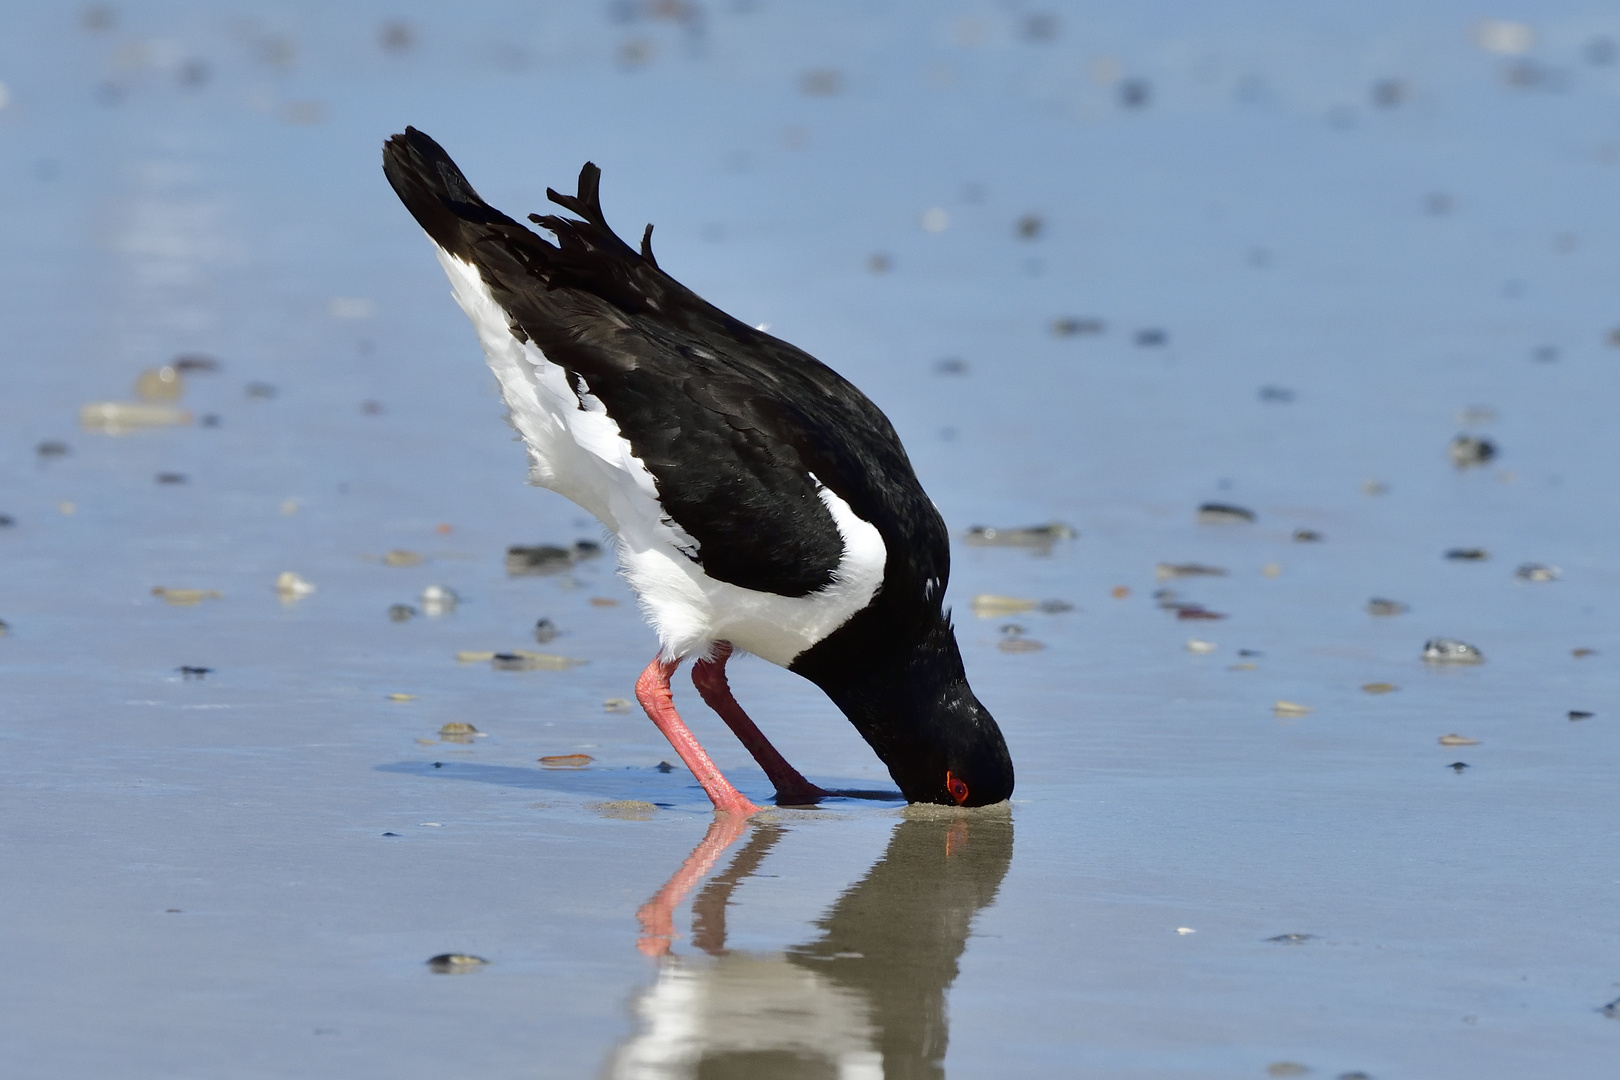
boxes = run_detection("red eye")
[945,771,970,805]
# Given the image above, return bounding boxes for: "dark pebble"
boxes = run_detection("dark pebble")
[655,761,674,773]
[173,353,220,372]
[533,617,558,643]
[1196,502,1255,524]
[1051,317,1105,337]
[1449,762,1469,773]
[388,604,416,622]
[382,831,401,837]
[1444,548,1489,561]
[1134,327,1167,346]
[1292,528,1323,542]
[1266,933,1315,944]
[426,953,488,973]
[155,472,187,484]
[1568,710,1594,721]
[1448,434,1497,468]
[933,357,970,375]
[1366,598,1407,616]
[36,440,70,458]
[178,666,212,679]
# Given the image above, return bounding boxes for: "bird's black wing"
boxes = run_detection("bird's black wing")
[383,127,945,600]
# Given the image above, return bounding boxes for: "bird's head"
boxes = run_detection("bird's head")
[802,618,1015,807]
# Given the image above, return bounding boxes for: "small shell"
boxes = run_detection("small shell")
[1273,701,1314,717]
[1422,638,1484,664]
[1438,734,1479,746]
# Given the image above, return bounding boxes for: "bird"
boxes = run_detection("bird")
[382,127,1013,815]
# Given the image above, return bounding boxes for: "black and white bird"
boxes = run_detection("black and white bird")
[382,128,1013,815]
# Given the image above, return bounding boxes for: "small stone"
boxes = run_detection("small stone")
[1366,598,1408,616]
[426,954,488,973]
[539,753,593,768]
[439,722,480,744]
[964,522,1076,549]
[1196,502,1255,524]
[1568,710,1594,721]
[655,761,674,773]
[1514,563,1559,582]
[533,617,558,643]
[1573,648,1596,658]
[1111,586,1130,599]
[490,651,585,672]
[1273,701,1313,717]
[1175,606,1226,621]
[1448,434,1497,468]
[1422,638,1484,665]
[178,666,212,679]
[1266,934,1315,944]
[505,544,573,576]
[603,697,632,713]
[36,440,70,458]
[1438,734,1479,746]
[1444,548,1489,561]
[1156,562,1226,580]
[1362,682,1398,695]
[1134,327,1167,346]
[383,549,423,567]
[1051,317,1105,337]
[590,799,658,820]
[1292,528,1323,542]
[1037,599,1075,613]
[388,604,416,622]
[589,596,619,607]
[1448,761,1469,773]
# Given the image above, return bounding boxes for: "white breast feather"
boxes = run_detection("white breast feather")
[434,245,887,667]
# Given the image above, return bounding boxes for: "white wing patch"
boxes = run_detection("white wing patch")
[434,245,887,667]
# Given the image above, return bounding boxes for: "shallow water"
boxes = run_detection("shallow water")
[3,3,1619,1077]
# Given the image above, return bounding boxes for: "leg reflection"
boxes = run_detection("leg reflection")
[610,809,1015,1079]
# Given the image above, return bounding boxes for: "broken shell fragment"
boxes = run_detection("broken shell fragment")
[1438,734,1480,746]
[426,954,488,973]
[420,584,458,614]
[438,722,480,743]
[1422,638,1484,664]
[1366,598,1408,616]
[540,753,593,768]
[275,571,315,600]
[152,587,221,606]
[1196,502,1255,524]
[134,365,184,402]
[1185,638,1217,653]
[382,549,423,567]
[80,402,191,432]
[972,594,1037,617]
[1272,700,1314,717]
[1362,682,1399,694]
[1515,563,1559,582]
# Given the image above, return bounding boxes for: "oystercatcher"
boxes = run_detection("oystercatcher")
[383,128,1013,814]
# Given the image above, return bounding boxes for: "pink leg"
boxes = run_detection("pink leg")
[634,813,750,957]
[635,655,760,817]
[692,642,830,805]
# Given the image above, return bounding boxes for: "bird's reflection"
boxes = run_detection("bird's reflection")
[608,809,1014,1079]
